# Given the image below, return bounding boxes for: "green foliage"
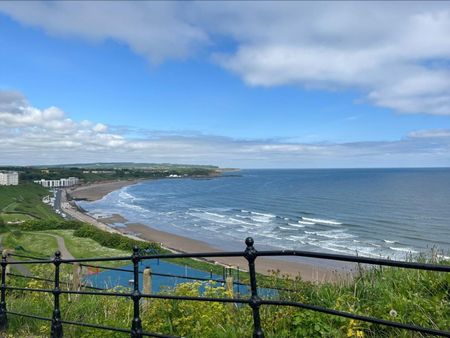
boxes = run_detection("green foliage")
[73,223,161,252]
[17,219,83,231]
[0,183,60,221]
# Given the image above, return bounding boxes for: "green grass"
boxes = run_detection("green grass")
[2,231,58,257]
[1,229,129,267]
[1,213,33,222]
[3,257,449,337]
[46,229,129,265]
[0,183,60,221]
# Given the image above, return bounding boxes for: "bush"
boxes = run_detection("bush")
[18,219,83,231]
[73,223,161,252]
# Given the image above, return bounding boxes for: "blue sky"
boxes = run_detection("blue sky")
[0,2,450,168]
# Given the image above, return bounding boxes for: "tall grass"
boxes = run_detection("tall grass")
[3,254,449,337]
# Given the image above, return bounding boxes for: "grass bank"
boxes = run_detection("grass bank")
[0,183,60,222]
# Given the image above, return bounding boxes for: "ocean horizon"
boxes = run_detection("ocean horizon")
[79,168,450,261]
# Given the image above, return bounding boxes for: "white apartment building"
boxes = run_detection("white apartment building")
[34,177,79,188]
[0,171,19,186]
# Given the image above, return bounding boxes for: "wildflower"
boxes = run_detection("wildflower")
[389,309,397,317]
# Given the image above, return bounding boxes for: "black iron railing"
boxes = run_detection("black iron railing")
[0,237,449,337]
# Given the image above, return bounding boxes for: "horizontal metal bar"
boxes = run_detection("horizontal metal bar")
[7,272,104,290]
[60,318,132,334]
[61,256,132,263]
[7,310,53,322]
[59,289,131,297]
[8,253,48,260]
[81,263,219,282]
[6,259,55,265]
[260,300,450,337]
[257,250,450,272]
[8,249,448,272]
[140,293,249,304]
[139,251,245,260]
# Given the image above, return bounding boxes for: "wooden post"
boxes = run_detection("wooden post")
[226,276,234,298]
[72,263,81,291]
[142,267,152,309]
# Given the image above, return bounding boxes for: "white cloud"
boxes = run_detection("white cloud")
[0,90,449,167]
[93,123,108,133]
[0,2,207,63]
[2,2,450,115]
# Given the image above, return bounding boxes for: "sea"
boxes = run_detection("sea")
[78,168,450,261]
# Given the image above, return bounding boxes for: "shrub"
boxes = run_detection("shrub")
[73,223,161,252]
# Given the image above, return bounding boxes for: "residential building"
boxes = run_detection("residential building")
[34,177,79,188]
[0,171,19,186]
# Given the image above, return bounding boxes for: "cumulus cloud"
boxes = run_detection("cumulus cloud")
[2,2,450,115]
[0,90,449,167]
[0,2,207,63]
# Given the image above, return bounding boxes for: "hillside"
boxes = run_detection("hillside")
[0,183,60,222]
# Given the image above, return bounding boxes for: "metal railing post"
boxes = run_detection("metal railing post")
[131,247,142,338]
[0,251,8,331]
[244,237,264,338]
[51,251,63,338]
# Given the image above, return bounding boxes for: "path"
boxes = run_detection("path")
[47,234,75,260]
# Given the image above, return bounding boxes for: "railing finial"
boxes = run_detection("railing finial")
[245,237,254,247]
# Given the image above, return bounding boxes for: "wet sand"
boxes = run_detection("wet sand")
[124,223,349,282]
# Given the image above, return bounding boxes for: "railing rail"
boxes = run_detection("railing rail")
[0,237,449,337]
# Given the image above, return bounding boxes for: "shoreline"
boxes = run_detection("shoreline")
[124,223,349,282]
[63,180,351,282]
[68,179,145,201]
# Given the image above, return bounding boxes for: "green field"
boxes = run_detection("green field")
[2,230,129,265]
[2,231,59,257]
[0,183,60,221]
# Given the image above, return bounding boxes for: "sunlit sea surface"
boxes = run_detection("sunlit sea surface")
[79,168,450,260]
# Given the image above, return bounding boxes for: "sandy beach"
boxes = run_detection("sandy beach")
[124,223,348,282]
[68,179,144,201]
[63,180,350,282]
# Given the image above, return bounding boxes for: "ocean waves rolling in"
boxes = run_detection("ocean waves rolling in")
[78,169,450,261]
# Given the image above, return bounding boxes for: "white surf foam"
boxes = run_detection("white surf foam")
[288,222,305,228]
[390,247,418,253]
[306,229,354,239]
[302,217,342,225]
[251,211,276,218]
[298,220,315,225]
